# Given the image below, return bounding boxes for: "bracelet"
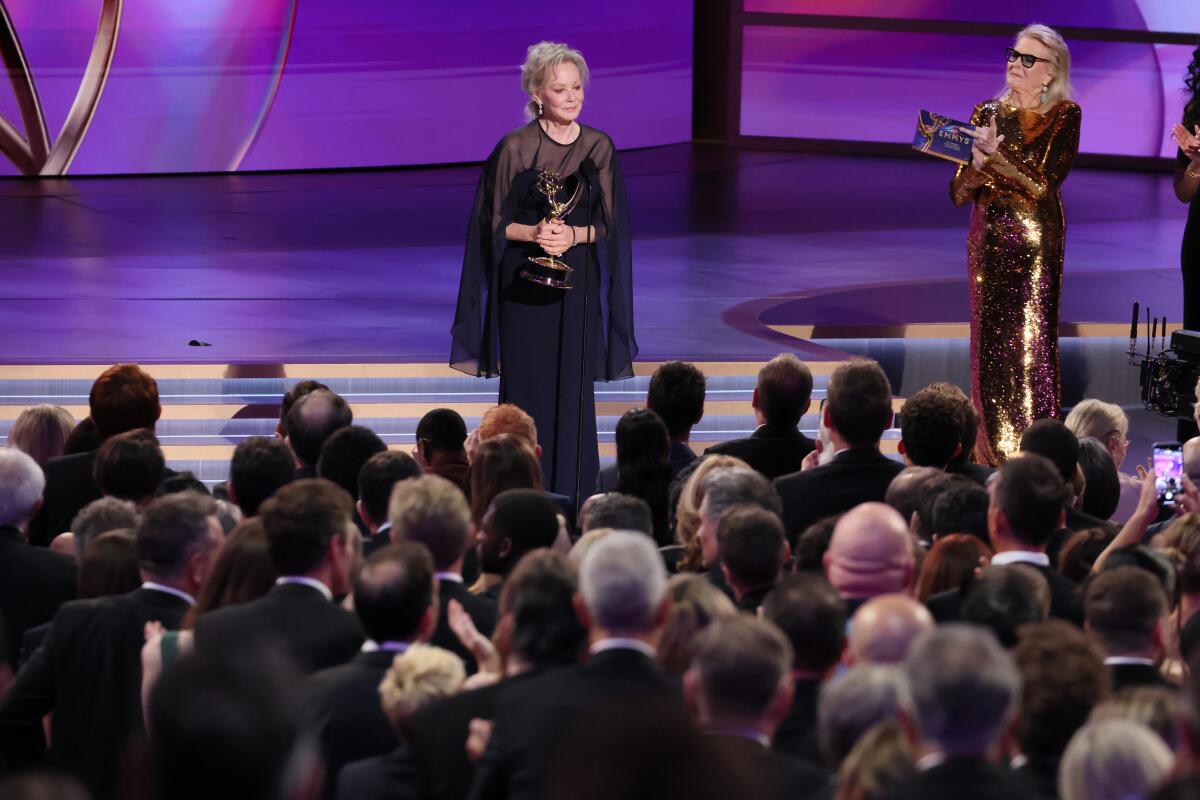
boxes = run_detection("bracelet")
[1188,166,1200,180]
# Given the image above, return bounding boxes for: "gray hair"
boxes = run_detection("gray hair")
[903,625,1021,756]
[701,468,781,520]
[582,492,653,535]
[520,41,589,120]
[71,496,141,559]
[137,492,220,579]
[997,24,1074,107]
[689,616,793,721]
[1064,399,1127,443]
[1058,720,1172,800]
[818,664,909,768]
[579,530,667,636]
[0,448,45,527]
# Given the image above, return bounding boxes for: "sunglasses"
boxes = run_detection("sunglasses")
[1006,47,1052,68]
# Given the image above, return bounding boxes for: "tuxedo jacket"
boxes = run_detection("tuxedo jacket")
[0,526,76,665]
[706,424,817,481]
[774,448,905,543]
[882,755,1034,800]
[195,582,364,674]
[772,677,824,767]
[0,587,191,800]
[926,558,1083,626]
[431,578,497,674]
[469,648,678,800]
[306,650,401,800]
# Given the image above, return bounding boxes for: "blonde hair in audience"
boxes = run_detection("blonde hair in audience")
[1088,687,1183,751]
[675,454,751,572]
[378,644,466,732]
[657,574,737,676]
[836,721,916,800]
[8,405,75,465]
[1057,719,1172,800]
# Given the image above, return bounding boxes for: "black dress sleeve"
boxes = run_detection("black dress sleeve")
[590,136,637,381]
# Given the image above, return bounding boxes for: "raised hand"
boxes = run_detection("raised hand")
[1172,123,1200,165]
[970,117,1004,170]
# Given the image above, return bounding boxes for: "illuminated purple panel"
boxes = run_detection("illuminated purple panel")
[740,26,1190,158]
[0,1,692,174]
[741,0,1200,33]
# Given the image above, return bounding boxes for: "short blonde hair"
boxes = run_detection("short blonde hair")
[388,475,471,571]
[520,41,589,120]
[1058,719,1172,800]
[378,644,465,732]
[999,24,1074,108]
[479,404,538,452]
[675,454,751,572]
[657,575,737,676]
[8,405,75,465]
[836,721,916,800]
[1064,399,1127,444]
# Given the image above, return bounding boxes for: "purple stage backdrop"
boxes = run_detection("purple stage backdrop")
[0,1,692,175]
[739,1,1200,158]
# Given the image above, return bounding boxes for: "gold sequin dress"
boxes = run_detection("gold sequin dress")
[950,99,1081,465]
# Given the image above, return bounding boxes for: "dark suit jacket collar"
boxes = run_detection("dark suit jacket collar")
[751,423,803,440]
[833,446,890,464]
[355,649,401,669]
[586,645,660,674]
[269,581,333,601]
[0,525,26,544]
[128,585,193,612]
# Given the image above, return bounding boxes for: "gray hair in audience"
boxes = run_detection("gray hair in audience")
[582,492,653,535]
[137,491,220,580]
[701,468,781,519]
[578,530,668,636]
[818,664,909,768]
[1058,719,1173,800]
[903,625,1021,756]
[71,496,141,559]
[0,448,44,527]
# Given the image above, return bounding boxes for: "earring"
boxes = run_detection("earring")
[1040,83,1049,104]
[537,99,543,117]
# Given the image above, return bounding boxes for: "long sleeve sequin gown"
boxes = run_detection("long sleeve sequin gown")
[950,100,1081,465]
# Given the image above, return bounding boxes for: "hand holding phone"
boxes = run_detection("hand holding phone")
[1152,442,1184,506]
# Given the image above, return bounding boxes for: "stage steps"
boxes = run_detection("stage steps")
[0,362,902,487]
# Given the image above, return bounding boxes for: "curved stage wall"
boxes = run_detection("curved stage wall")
[0,0,693,175]
[737,1,1200,158]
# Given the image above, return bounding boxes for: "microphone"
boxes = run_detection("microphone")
[1129,302,1139,359]
[1146,307,1151,359]
[580,157,598,184]
[1151,317,1158,352]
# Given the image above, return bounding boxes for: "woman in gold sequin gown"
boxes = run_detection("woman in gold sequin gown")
[950,24,1081,465]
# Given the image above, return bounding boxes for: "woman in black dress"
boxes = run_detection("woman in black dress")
[450,42,636,504]
[1174,46,1200,330]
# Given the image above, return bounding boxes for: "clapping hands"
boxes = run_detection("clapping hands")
[970,118,1004,171]
[1173,123,1200,165]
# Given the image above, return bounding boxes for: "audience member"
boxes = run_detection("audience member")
[1090,687,1182,752]
[824,503,914,615]
[78,530,141,599]
[317,425,387,501]
[960,564,1050,647]
[579,492,653,537]
[470,532,676,800]
[929,479,990,544]
[907,472,962,545]
[1101,544,1178,607]
[474,489,560,599]
[0,491,224,800]
[1153,514,1200,661]
[897,387,965,469]
[477,403,540,455]
[684,616,828,799]
[673,454,751,573]
[276,379,329,439]
[7,404,75,465]
[775,360,903,540]
[884,465,942,533]
[1058,720,1173,800]
[1058,527,1115,583]
[718,505,788,611]
[390,475,496,673]
[1010,621,1110,799]
[195,479,363,674]
[915,534,992,602]
[93,428,165,506]
[646,360,706,475]
[228,436,295,518]
[1021,418,1116,537]
[925,382,992,485]
[927,454,1083,624]
[598,409,673,545]
[696,467,780,596]
[658,574,737,676]
[1085,566,1169,691]
[415,408,471,490]
[836,722,915,800]
[469,434,544,528]
[794,515,838,573]
[886,625,1026,799]
[847,595,934,665]
[285,389,353,479]
[1065,398,1141,522]
[357,450,422,557]
[1077,437,1121,521]
[817,664,908,770]
[762,573,846,764]
[306,542,438,799]
[30,364,162,545]
[706,354,816,480]
[62,416,100,457]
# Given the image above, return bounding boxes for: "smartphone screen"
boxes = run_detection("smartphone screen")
[1153,442,1184,506]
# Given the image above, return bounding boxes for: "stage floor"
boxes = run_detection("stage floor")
[0,144,1188,366]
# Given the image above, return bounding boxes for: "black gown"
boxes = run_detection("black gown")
[450,121,637,503]
[1182,145,1200,331]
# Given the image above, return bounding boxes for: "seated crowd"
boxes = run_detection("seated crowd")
[0,359,1199,800]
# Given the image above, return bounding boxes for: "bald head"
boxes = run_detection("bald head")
[848,594,934,665]
[824,503,915,600]
[1185,437,1200,482]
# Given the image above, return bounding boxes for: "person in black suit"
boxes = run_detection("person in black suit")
[195,479,364,674]
[28,364,163,546]
[684,616,829,799]
[357,451,422,559]
[694,468,781,591]
[306,541,438,800]
[883,625,1029,800]
[415,409,472,492]
[227,436,296,519]
[0,450,77,667]
[926,454,1083,626]
[717,506,787,613]
[92,428,167,509]
[474,490,560,601]
[896,388,966,470]
[761,573,845,766]
[706,354,816,481]
[404,550,587,800]
[774,360,903,542]
[0,491,224,800]
[1084,566,1169,692]
[959,565,1051,647]
[469,532,677,800]
[285,389,353,481]
[389,475,496,673]
[923,382,993,485]
[1020,419,1119,538]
